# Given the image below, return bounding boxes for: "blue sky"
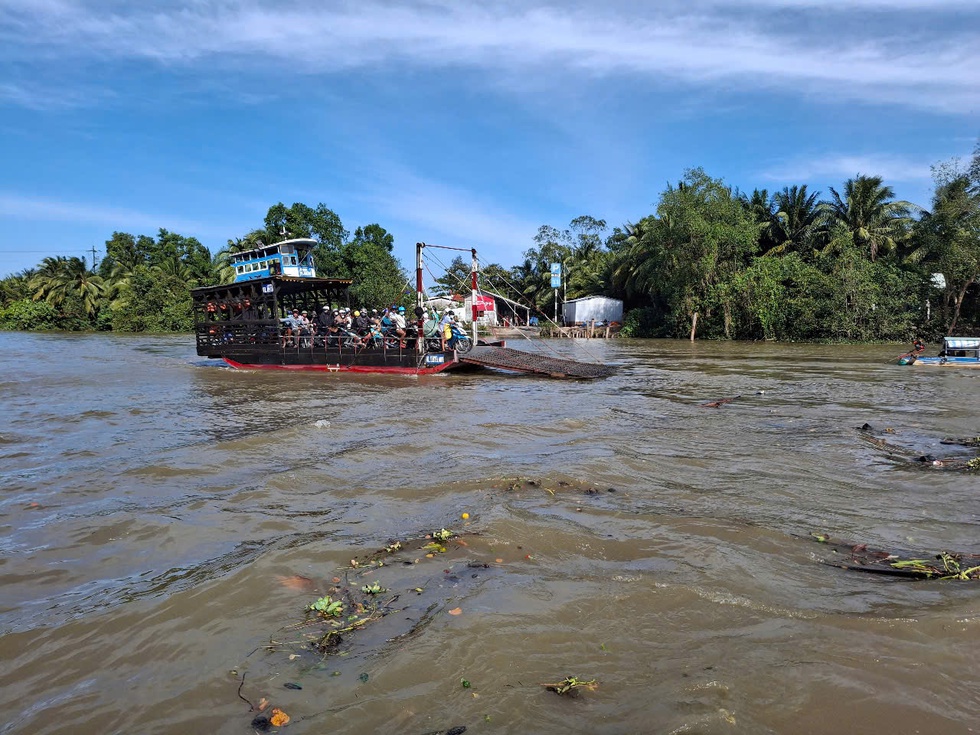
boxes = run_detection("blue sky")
[1,0,978,279]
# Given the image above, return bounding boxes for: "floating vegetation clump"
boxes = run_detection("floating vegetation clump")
[541,676,599,696]
[264,528,490,658]
[811,532,980,580]
[490,476,622,498]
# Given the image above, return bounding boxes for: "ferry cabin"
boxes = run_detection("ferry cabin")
[231,238,318,282]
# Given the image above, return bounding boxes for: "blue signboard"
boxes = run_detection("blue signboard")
[550,262,561,289]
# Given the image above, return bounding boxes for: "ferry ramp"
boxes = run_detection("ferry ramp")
[460,345,613,379]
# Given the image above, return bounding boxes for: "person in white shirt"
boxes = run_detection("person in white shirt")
[388,306,407,348]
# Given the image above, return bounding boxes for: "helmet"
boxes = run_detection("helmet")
[398,306,405,312]
[353,311,360,317]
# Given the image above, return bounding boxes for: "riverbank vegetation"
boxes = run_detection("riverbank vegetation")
[2,146,978,341]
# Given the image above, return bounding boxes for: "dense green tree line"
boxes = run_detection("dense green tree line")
[0,204,406,333]
[492,147,979,341]
[2,145,978,340]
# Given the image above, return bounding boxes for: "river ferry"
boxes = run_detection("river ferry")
[191,239,612,379]
[898,337,980,367]
[191,239,479,375]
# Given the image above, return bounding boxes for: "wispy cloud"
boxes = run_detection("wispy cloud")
[760,154,936,184]
[1,1,976,114]
[365,170,542,262]
[0,82,106,111]
[0,192,210,235]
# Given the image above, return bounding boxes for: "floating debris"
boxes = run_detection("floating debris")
[941,436,980,448]
[700,395,741,408]
[856,426,979,471]
[541,676,599,696]
[810,533,980,579]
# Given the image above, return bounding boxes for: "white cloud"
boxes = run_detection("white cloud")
[0,192,210,234]
[0,1,976,114]
[361,169,542,265]
[760,154,935,184]
[0,82,102,111]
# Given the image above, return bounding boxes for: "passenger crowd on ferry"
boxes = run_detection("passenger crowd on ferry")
[203,296,463,350]
[281,304,460,350]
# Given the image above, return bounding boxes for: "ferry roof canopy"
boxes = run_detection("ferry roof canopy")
[231,237,319,262]
[191,275,353,297]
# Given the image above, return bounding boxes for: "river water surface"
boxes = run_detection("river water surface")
[1,332,979,735]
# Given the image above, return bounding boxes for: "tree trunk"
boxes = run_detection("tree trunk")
[947,276,975,335]
[689,311,699,341]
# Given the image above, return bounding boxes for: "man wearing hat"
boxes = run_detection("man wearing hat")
[297,310,312,346]
[316,305,334,334]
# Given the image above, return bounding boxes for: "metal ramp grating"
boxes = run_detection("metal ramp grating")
[460,345,614,379]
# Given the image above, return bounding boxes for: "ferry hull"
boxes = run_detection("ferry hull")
[221,355,459,375]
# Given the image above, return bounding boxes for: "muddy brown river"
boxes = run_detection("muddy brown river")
[1,332,979,735]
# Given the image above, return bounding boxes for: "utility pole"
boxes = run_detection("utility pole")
[550,261,561,324]
[563,260,568,304]
[89,244,98,270]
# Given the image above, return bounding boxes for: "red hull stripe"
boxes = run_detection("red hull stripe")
[222,358,456,375]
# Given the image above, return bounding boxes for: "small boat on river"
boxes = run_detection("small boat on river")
[191,239,612,379]
[898,337,980,367]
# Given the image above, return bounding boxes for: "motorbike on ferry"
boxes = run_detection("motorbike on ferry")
[445,321,473,353]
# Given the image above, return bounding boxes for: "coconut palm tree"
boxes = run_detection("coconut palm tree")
[821,175,915,261]
[226,229,267,254]
[611,217,660,297]
[31,256,106,317]
[153,255,192,282]
[0,268,36,306]
[768,185,822,257]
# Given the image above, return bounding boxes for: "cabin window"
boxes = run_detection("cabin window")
[236,265,245,274]
[289,256,297,265]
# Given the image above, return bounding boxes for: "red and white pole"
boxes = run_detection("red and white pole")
[416,243,425,353]
[470,248,479,343]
